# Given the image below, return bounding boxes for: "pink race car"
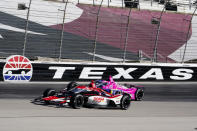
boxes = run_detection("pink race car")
[95,76,144,101]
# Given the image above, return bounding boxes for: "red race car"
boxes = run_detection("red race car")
[33,81,131,110]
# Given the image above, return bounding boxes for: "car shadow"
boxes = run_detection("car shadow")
[30,99,125,110]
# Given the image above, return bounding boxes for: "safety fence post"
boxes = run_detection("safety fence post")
[182,7,197,63]
[22,0,32,56]
[152,5,165,63]
[93,0,95,6]
[122,6,132,63]
[189,0,191,10]
[92,0,103,62]
[108,0,110,7]
[138,50,142,62]
[59,0,69,62]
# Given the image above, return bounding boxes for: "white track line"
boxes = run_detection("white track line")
[0,23,46,35]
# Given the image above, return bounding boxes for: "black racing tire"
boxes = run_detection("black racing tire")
[67,81,78,91]
[135,88,144,101]
[43,88,56,97]
[70,94,84,109]
[120,94,131,110]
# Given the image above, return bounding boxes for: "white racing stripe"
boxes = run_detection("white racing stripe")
[0,23,46,35]
[84,52,128,62]
[0,34,3,39]
[0,0,83,26]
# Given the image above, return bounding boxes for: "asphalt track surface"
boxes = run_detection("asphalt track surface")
[0,82,197,131]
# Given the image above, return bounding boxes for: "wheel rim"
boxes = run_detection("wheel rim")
[76,96,83,107]
[123,98,130,109]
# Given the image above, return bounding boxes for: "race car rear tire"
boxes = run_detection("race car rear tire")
[135,88,144,101]
[67,81,78,91]
[120,95,131,110]
[70,94,84,109]
[43,88,56,97]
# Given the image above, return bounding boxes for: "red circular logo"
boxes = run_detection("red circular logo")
[3,55,33,82]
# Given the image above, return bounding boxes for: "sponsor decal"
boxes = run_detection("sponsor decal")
[93,97,104,103]
[49,66,195,81]
[3,55,33,82]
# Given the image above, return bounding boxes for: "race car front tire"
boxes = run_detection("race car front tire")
[70,94,84,109]
[120,94,131,110]
[43,88,56,97]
